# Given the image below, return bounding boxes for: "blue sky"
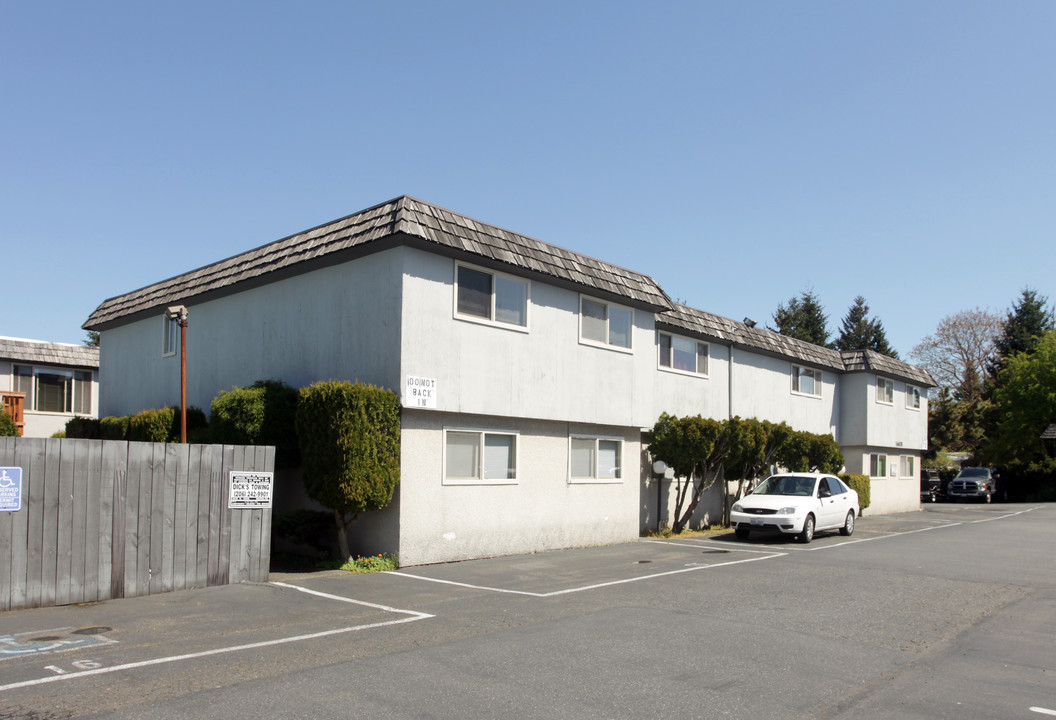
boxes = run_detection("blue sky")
[3,1,1054,359]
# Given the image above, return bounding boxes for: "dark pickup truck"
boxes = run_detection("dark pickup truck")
[947,467,1000,503]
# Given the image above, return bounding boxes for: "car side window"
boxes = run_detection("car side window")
[818,478,831,496]
[829,477,845,495]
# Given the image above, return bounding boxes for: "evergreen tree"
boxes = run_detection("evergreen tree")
[988,288,1054,378]
[834,295,898,358]
[770,289,831,347]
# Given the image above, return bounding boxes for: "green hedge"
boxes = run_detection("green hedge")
[65,417,102,439]
[100,416,130,440]
[210,380,299,467]
[0,408,18,437]
[841,474,870,513]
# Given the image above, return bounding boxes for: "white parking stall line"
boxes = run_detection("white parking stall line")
[0,584,434,694]
[1030,707,1056,717]
[642,538,785,556]
[968,506,1043,523]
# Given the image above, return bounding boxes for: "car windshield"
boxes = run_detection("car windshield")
[752,476,816,497]
[957,468,989,478]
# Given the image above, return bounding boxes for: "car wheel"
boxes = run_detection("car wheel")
[840,510,854,536]
[798,514,815,544]
[984,491,991,504]
[734,528,749,540]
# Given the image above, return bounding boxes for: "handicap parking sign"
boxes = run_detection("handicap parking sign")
[0,467,22,512]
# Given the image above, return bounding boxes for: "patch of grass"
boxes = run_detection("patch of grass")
[340,554,399,573]
[642,524,731,539]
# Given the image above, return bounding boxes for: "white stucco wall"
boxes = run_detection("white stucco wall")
[726,349,837,435]
[98,249,405,418]
[398,409,640,566]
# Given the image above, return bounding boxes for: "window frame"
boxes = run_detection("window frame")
[869,453,888,478]
[876,377,894,404]
[657,332,709,377]
[569,435,624,484]
[579,295,634,352]
[12,364,93,415]
[163,315,178,357]
[901,455,915,478]
[453,263,530,331]
[905,384,921,410]
[791,365,822,397]
[442,427,519,486]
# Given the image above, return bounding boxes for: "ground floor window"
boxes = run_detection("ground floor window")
[869,453,887,478]
[901,455,915,478]
[12,365,92,414]
[570,436,622,482]
[444,429,517,484]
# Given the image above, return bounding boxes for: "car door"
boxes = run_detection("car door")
[816,477,846,529]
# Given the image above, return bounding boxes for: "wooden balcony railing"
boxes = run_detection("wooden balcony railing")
[1,392,25,436]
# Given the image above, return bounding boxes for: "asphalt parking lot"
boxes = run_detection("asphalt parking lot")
[2,503,1054,719]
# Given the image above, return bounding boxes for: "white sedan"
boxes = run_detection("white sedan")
[730,473,859,543]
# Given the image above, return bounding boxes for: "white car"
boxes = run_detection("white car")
[730,473,859,543]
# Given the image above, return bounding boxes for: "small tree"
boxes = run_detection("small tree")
[295,381,401,560]
[0,408,18,437]
[648,413,728,534]
[834,296,898,358]
[722,418,793,524]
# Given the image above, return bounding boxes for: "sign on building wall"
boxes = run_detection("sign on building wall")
[228,471,273,509]
[404,375,437,409]
[0,467,22,512]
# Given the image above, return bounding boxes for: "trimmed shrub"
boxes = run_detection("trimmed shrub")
[210,380,299,467]
[65,417,101,439]
[0,409,19,436]
[841,474,870,513]
[296,381,401,559]
[100,416,130,440]
[129,407,176,442]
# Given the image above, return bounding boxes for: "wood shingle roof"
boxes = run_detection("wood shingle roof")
[84,196,672,330]
[0,337,99,369]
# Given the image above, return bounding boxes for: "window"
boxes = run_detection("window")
[455,265,528,328]
[906,384,921,409]
[580,297,632,349]
[792,365,821,397]
[444,429,517,484]
[870,453,887,478]
[570,436,622,482]
[901,455,915,478]
[12,365,92,414]
[876,377,894,404]
[164,315,178,356]
[658,333,708,375]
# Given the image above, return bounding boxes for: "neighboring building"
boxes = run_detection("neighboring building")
[84,196,934,565]
[0,336,100,438]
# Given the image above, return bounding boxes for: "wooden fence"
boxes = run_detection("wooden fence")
[0,437,274,611]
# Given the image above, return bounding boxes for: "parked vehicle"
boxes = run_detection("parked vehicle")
[731,473,859,544]
[920,470,942,503]
[947,467,999,503]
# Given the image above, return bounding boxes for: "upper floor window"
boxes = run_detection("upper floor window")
[906,384,921,409]
[12,364,92,414]
[163,316,178,356]
[455,265,529,328]
[876,377,894,404]
[791,365,821,397]
[570,436,622,482]
[658,333,709,375]
[580,297,632,349]
[443,428,518,485]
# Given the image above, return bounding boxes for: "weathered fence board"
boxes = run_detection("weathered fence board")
[0,438,273,611]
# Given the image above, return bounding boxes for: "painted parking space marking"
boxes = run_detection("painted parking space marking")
[0,627,116,660]
[0,584,433,694]
[1031,707,1056,717]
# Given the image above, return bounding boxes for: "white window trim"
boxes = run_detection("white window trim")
[900,455,916,478]
[869,452,888,479]
[568,435,624,484]
[905,384,921,410]
[791,365,822,398]
[12,364,93,416]
[876,377,894,405]
[442,427,519,486]
[657,332,709,378]
[578,295,634,353]
[453,262,530,332]
[163,316,178,357]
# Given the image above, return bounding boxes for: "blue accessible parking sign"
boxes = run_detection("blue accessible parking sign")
[0,467,22,512]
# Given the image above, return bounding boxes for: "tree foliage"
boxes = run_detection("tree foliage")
[910,308,1001,401]
[833,296,898,358]
[211,379,300,468]
[770,289,831,347]
[982,331,1056,484]
[649,413,727,534]
[0,408,18,437]
[295,381,401,559]
[988,288,1054,380]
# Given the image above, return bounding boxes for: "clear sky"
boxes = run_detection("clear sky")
[3,1,1054,358]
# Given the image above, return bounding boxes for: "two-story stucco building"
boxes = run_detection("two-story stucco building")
[84,196,933,565]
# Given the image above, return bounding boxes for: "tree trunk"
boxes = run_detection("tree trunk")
[334,509,351,561]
